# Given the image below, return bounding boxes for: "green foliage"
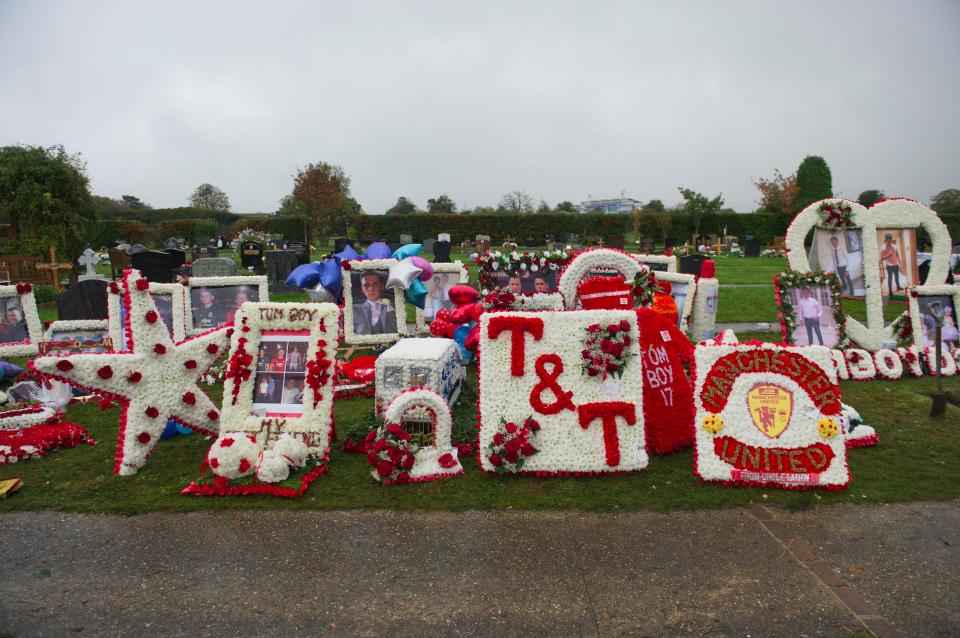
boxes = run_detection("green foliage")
[426,194,456,215]
[555,201,578,214]
[350,213,631,243]
[385,196,419,216]
[857,189,884,208]
[265,215,306,242]
[189,183,231,213]
[0,144,95,262]
[930,188,960,216]
[288,162,353,242]
[31,284,57,304]
[795,155,833,212]
[121,194,148,209]
[678,187,724,238]
[95,205,239,226]
[643,199,666,214]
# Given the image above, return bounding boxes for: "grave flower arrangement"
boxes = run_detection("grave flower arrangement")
[580,320,634,379]
[816,200,855,229]
[476,249,570,294]
[367,422,417,484]
[485,416,540,473]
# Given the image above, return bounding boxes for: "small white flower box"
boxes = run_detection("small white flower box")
[375,338,464,416]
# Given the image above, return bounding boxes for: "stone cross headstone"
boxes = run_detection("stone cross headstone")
[191,257,237,278]
[77,248,105,281]
[57,279,109,320]
[36,246,74,291]
[131,251,175,283]
[265,250,299,285]
[400,233,413,245]
[240,241,264,271]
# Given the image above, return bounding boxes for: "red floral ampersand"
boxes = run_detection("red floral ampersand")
[529,354,575,415]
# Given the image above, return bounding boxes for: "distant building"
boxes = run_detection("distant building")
[577,198,641,214]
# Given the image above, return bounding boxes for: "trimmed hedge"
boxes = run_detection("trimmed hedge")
[98,207,240,226]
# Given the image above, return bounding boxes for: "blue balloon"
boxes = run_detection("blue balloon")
[0,361,21,379]
[318,258,343,302]
[454,325,473,361]
[363,241,392,260]
[160,420,178,440]
[285,263,323,288]
[404,278,427,309]
[391,243,422,260]
[334,244,360,262]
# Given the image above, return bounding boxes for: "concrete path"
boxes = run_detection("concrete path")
[1,503,957,637]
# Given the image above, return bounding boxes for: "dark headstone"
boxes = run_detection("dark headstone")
[195,237,211,248]
[164,238,180,251]
[129,244,148,255]
[333,238,353,253]
[266,250,299,285]
[606,235,625,249]
[240,241,264,271]
[192,245,218,260]
[57,279,109,320]
[287,241,310,266]
[744,237,761,258]
[268,239,286,251]
[166,249,186,269]
[680,254,707,277]
[388,242,402,255]
[131,251,174,283]
[422,239,436,255]
[664,237,677,250]
[433,240,452,263]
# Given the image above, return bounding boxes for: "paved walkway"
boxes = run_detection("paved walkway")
[1,502,957,637]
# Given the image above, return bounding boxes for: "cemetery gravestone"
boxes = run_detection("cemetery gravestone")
[192,245,218,260]
[744,237,760,258]
[57,279,109,320]
[476,235,491,254]
[131,251,174,283]
[641,238,655,253]
[546,239,556,251]
[287,241,310,266]
[433,240,452,263]
[566,234,580,250]
[265,250,299,285]
[191,257,237,278]
[129,244,148,254]
[334,238,355,253]
[437,233,451,242]
[164,238,181,251]
[107,247,131,279]
[606,235,625,250]
[240,241,264,271]
[167,249,186,269]
[400,233,413,245]
[77,248,105,281]
[679,254,707,277]
[664,237,677,251]
[268,239,286,251]
[422,238,436,255]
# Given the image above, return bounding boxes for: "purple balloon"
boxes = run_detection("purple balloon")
[410,256,433,281]
[363,241,392,260]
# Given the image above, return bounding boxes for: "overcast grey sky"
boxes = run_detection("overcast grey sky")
[1,1,958,214]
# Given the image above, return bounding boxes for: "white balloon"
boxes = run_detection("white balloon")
[386,257,423,290]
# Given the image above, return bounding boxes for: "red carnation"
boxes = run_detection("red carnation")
[238,458,251,474]
[520,443,537,456]
[184,360,197,369]
[374,439,388,451]
[488,453,503,466]
[581,349,590,359]
[206,343,218,354]
[97,365,113,379]
[504,449,520,463]
[144,310,158,323]
[153,343,166,354]
[504,421,517,434]
[376,460,394,476]
[226,328,234,338]
[493,432,504,446]
[607,323,620,334]
[209,457,219,468]
[135,279,149,291]
[207,410,218,421]
[137,432,151,444]
[524,417,540,432]
[342,261,353,271]
[219,437,234,447]
[849,352,861,363]
[109,282,121,294]
[587,324,600,333]
[127,371,142,382]
[438,453,456,468]
[56,360,74,371]
[587,366,599,376]
[182,392,196,405]
[145,406,159,418]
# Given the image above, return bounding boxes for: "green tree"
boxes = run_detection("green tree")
[288,162,353,243]
[795,155,832,212]
[555,200,578,214]
[643,199,666,214]
[189,183,231,212]
[0,144,95,263]
[385,196,419,216]
[856,190,885,208]
[536,199,551,214]
[930,188,960,216]
[426,194,456,214]
[678,187,724,242]
[121,194,149,209]
[753,170,799,220]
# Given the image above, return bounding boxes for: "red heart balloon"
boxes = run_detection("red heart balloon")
[430,319,456,339]
[450,303,476,325]
[464,324,480,351]
[435,307,451,323]
[470,302,484,322]
[448,284,480,306]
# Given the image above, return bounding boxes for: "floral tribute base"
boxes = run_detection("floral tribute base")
[0,421,94,464]
[181,461,328,498]
[693,342,849,490]
[478,310,647,475]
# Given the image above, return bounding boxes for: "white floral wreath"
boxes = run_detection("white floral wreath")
[383,387,462,481]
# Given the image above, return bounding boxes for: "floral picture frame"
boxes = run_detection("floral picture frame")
[40,319,112,355]
[0,284,43,357]
[220,302,338,458]
[414,261,470,333]
[907,284,960,352]
[655,271,698,334]
[476,249,571,295]
[774,271,848,349]
[108,281,191,346]
[185,275,269,336]
[633,253,677,273]
[342,259,407,345]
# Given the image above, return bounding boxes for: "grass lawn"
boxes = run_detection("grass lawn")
[1,361,957,514]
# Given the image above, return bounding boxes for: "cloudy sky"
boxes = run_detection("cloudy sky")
[2,1,958,214]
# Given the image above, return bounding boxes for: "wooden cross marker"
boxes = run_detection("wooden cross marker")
[597,237,605,248]
[36,246,73,292]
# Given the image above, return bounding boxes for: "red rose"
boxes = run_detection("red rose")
[137,432,151,444]
[438,453,456,468]
[16,283,32,294]
[238,458,251,474]
[364,430,377,443]
[184,360,197,369]
[581,349,590,359]
[618,320,629,331]
[377,460,394,476]
[401,453,415,469]
[600,340,613,353]
[367,451,378,466]
[135,279,149,291]
[504,449,519,463]
[207,410,218,421]
[611,343,624,357]
[207,343,219,354]
[396,471,410,483]
[226,328,234,338]
[219,437,235,447]
[488,453,503,466]
[109,282,121,294]
[56,360,74,371]
[97,365,113,379]
[520,443,537,456]
[144,310,158,323]
[587,324,600,333]
[524,417,540,432]
[127,371,142,382]
[386,423,402,435]
[342,261,353,271]
[607,323,620,334]
[374,439,388,451]
[145,406,159,418]
[505,438,521,453]
[504,422,517,434]
[606,362,619,372]
[493,432,504,446]
[153,344,166,355]
[621,336,631,347]
[182,392,196,405]
[387,446,402,463]
[398,431,411,441]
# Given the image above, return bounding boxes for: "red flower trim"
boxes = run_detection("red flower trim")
[305,339,333,407]
[845,433,879,449]
[153,343,167,355]
[97,365,113,379]
[184,359,197,369]
[181,463,329,498]
[0,421,94,464]
[16,283,32,294]
[135,279,149,291]
[182,392,196,405]
[144,310,158,323]
[56,360,74,371]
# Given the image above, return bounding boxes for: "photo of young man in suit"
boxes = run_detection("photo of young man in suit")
[352,271,398,335]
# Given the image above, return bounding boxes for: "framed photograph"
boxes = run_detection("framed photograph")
[342,259,406,345]
[655,271,697,333]
[809,228,866,297]
[108,282,190,348]
[40,320,112,355]
[415,261,469,333]
[876,228,920,297]
[907,285,960,354]
[476,250,571,294]
[633,253,677,273]
[220,302,339,456]
[774,272,847,349]
[186,276,268,335]
[0,284,42,357]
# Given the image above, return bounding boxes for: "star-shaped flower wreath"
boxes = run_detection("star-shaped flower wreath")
[30,269,231,475]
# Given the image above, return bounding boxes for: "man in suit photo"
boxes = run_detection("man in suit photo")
[352,271,397,335]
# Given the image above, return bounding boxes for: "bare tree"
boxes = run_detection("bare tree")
[499,190,535,214]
